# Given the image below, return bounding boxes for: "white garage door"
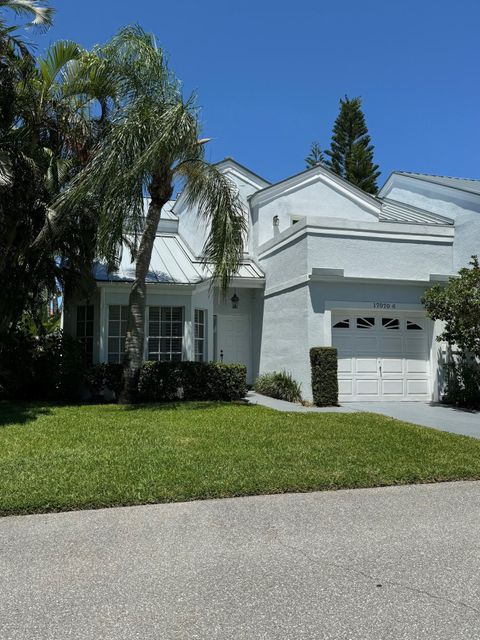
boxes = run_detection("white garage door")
[332,313,431,402]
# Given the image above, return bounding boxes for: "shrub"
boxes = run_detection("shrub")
[0,329,85,400]
[137,361,183,402]
[444,357,480,409]
[87,364,124,401]
[310,347,338,406]
[254,371,302,403]
[137,361,247,402]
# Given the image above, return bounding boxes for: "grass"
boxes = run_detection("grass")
[1,401,480,516]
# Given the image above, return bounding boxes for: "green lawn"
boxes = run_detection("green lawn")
[1,401,480,516]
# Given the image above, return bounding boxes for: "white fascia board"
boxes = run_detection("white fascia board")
[249,165,381,214]
[215,160,270,189]
[258,218,454,259]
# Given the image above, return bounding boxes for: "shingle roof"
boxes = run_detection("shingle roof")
[380,198,454,226]
[93,234,264,285]
[396,172,480,196]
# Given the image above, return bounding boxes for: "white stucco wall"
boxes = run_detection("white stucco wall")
[251,175,380,251]
[259,219,454,286]
[381,176,480,271]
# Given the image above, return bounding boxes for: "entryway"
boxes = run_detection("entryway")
[216,314,252,381]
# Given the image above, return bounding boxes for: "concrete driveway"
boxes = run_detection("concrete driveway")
[248,392,480,439]
[2,482,480,639]
[348,402,480,439]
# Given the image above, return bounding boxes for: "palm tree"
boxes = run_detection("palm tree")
[0,38,111,334]
[50,27,247,403]
[0,0,54,56]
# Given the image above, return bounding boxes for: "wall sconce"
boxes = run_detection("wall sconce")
[231,292,239,309]
[272,215,279,227]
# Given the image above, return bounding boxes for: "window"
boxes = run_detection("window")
[407,320,423,331]
[333,319,350,329]
[382,317,400,330]
[194,309,207,362]
[148,306,183,361]
[76,305,94,364]
[356,317,375,329]
[108,305,128,363]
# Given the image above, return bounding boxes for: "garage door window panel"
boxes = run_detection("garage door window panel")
[356,317,375,329]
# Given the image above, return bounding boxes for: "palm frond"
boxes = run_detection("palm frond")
[177,160,247,292]
[38,40,83,89]
[0,151,13,188]
[0,0,54,30]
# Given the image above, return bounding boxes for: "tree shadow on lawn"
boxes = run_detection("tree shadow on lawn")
[0,402,53,428]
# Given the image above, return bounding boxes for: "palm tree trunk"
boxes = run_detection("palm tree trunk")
[119,168,173,403]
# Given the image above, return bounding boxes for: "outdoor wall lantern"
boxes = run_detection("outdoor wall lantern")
[272,215,279,227]
[231,292,239,309]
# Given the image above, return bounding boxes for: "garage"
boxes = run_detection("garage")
[332,312,431,401]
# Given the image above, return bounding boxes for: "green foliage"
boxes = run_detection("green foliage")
[310,347,339,407]
[324,96,380,194]
[423,257,480,358]
[0,28,103,336]
[305,141,325,168]
[137,361,247,402]
[443,357,480,409]
[0,328,85,400]
[86,363,124,400]
[254,371,302,403]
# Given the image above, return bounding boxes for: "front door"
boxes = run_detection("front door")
[216,314,252,382]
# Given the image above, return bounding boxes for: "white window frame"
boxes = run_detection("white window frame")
[107,305,128,364]
[76,304,94,364]
[194,309,207,362]
[147,306,184,362]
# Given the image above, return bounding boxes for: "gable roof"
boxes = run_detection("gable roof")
[391,171,480,196]
[248,162,382,214]
[214,157,271,189]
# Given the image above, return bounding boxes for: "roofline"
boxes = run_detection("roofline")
[384,170,480,198]
[382,197,454,225]
[214,157,271,187]
[248,163,382,211]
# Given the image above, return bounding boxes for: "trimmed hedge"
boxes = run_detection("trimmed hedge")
[89,361,247,402]
[310,347,338,407]
[87,363,124,400]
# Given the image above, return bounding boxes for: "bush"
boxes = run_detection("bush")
[0,329,85,401]
[310,347,338,406]
[137,361,247,402]
[254,371,302,403]
[87,364,124,401]
[444,357,480,409]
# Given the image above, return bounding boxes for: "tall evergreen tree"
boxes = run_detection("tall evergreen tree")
[324,96,380,194]
[305,141,325,168]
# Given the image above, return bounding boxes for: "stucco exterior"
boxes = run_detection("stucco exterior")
[64,159,478,403]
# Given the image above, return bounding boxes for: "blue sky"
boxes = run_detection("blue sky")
[32,0,480,186]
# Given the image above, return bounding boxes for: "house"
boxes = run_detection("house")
[63,158,480,402]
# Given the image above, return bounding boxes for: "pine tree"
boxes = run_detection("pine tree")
[305,141,325,168]
[325,96,380,194]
